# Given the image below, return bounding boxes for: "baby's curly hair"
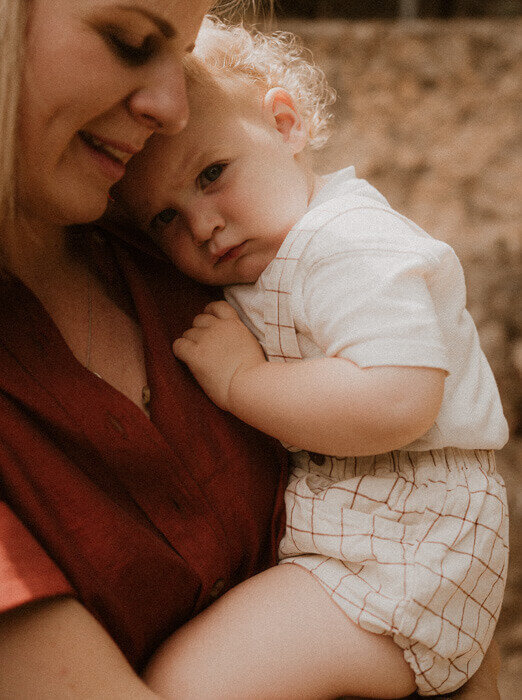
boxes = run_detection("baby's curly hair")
[189,16,336,150]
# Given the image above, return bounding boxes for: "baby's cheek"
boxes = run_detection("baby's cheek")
[171,245,207,281]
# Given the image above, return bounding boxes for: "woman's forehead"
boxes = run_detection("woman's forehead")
[33,0,214,31]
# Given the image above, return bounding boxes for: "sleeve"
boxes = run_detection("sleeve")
[0,502,73,615]
[300,220,450,371]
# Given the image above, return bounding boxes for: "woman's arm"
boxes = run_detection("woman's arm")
[0,597,159,699]
[173,301,445,456]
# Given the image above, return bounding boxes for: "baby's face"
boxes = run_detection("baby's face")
[115,77,312,285]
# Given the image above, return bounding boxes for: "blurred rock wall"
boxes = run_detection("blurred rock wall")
[275,0,521,19]
[277,18,521,695]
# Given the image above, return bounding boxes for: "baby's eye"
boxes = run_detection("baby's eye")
[151,208,178,229]
[198,163,226,189]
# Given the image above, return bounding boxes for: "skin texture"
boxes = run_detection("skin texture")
[0,598,158,699]
[145,564,417,699]
[144,563,502,699]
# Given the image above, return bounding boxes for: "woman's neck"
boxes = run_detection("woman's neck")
[3,214,81,291]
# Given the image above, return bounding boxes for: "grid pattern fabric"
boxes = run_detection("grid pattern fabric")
[278,448,508,696]
[263,196,366,365]
[263,215,509,695]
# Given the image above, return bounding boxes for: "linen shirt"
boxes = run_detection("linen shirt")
[0,226,287,670]
[226,167,508,452]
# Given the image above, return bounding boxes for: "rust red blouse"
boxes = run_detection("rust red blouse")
[0,229,287,670]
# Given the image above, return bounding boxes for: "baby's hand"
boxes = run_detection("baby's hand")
[173,300,266,410]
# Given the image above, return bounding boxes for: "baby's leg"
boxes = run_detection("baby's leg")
[144,564,416,699]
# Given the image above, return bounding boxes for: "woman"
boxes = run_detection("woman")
[0,0,286,696]
[0,1,502,697]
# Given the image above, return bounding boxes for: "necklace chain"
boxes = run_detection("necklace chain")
[85,269,150,406]
[86,270,94,372]
[86,271,101,379]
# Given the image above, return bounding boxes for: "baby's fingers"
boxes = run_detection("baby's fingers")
[192,313,214,329]
[172,328,202,359]
[172,336,193,362]
[181,327,203,343]
[203,300,238,319]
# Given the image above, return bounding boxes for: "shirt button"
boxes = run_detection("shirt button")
[209,579,225,599]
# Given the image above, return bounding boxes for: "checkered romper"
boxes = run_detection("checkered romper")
[262,217,509,696]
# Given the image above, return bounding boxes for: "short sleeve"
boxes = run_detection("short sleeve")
[300,229,450,371]
[0,503,73,615]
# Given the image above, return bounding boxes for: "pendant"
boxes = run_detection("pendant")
[142,385,151,406]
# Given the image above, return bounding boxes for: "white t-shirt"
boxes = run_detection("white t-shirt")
[226,167,508,451]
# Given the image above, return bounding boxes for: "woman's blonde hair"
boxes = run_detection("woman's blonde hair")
[0,0,27,236]
[190,16,336,150]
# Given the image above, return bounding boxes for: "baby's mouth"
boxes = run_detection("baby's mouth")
[215,242,247,265]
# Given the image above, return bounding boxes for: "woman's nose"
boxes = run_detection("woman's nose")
[126,62,189,134]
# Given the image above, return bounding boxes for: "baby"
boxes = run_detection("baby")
[114,17,509,699]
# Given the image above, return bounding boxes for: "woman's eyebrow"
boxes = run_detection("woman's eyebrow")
[114,4,176,38]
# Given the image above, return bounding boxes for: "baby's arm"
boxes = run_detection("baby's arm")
[173,301,445,456]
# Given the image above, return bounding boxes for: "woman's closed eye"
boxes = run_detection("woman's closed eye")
[198,163,227,189]
[102,27,159,66]
[151,207,178,230]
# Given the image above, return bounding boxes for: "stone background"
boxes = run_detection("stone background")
[275,18,521,697]
[273,0,521,20]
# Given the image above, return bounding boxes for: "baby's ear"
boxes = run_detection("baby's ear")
[263,87,308,154]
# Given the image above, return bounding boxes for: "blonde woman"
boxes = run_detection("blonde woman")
[0,1,290,696]
[0,1,502,698]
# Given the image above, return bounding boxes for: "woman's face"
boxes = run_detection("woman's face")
[17,0,212,228]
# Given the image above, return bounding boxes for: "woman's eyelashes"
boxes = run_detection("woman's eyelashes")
[151,207,178,230]
[198,163,227,189]
[102,27,159,66]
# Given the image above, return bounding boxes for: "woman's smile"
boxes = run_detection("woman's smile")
[16,0,210,227]
[78,130,142,181]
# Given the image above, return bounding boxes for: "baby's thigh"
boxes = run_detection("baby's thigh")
[144,564,415,699]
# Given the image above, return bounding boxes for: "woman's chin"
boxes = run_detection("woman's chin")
[52,187,112,227]
[17,181,111,230]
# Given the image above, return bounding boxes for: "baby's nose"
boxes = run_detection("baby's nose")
[190,212,225,244]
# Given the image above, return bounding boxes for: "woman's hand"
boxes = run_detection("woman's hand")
[173,300,267,410]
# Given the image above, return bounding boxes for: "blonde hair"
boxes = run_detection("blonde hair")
[0,0,27,236]
[191,16,336,150]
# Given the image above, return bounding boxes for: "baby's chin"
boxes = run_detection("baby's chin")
[190,253,274,287]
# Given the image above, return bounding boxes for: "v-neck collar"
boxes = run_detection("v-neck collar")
[0,241,235,586]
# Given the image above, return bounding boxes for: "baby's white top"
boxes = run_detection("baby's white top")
[226,167,508,451]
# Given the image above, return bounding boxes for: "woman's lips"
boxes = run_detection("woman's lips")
[78,131,140,181]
